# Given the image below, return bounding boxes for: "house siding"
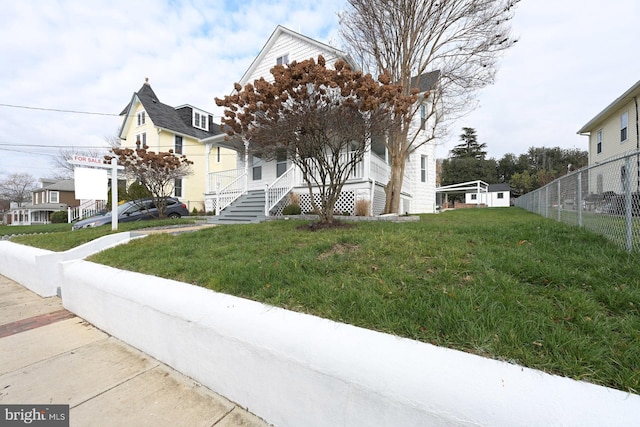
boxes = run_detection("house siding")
[579,82,640,197]
[243,33,343,85]
[120,95,236,212]
[588,101,639,165]
[214,26,438,216]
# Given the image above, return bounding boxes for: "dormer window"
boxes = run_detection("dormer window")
[193,110,209,131]
[276,54,289,65]
[137,111,146,126]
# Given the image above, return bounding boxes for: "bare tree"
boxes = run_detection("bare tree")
[51,147,108,180]
[215,56,413,224]
[50,131,119,180]
[340,0,520,213]
[0,173,37,207]
[106,145,193,218]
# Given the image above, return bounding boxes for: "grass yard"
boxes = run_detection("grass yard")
[11,208,640,393]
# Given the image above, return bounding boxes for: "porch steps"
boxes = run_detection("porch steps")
[207,190,267,224]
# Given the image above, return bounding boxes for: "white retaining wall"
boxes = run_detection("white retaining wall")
[0,233,142,297]
[1,241,640,426]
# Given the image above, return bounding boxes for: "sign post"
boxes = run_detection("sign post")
[69,155,125,231]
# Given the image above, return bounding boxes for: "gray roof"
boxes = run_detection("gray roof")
[410,71,440,93]
[488,183,510,192]
[39,179,75,192]
[121,83,222,140]
[22,203,69,211]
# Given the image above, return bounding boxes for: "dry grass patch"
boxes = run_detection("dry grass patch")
[317,243,360,260]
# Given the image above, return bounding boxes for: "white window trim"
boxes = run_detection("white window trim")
[49,191,59,204]
[174,178,183,198]
[621,111,629,142]
[596,129,603,154]
[277,54,289,65]
[192,110,209,131]
[137,111,146,126]
[136,132,147,146]
[174,135,183,155]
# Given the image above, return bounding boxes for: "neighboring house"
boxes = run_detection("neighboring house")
[7,179,78,225]
[119,79,236,213]
[464,183,510,207]
[204,25,439,219]
[577,80,640,195]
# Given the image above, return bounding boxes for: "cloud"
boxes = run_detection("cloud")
[1,0,638,181]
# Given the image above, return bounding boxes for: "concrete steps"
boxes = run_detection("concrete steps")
[208,190,266,224]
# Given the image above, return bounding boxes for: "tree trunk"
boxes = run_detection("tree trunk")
[384,153,406,214]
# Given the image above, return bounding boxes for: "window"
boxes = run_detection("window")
[596,129,603,154]
[136,132,146,146]
[276,54,289,65]
[252,156,262,180]
[420,105,426,130]
[137,111,146,126]
[276,150,287,177]
[471,194,477,200]
[174,179,183,198]
[174,135,183,154]
[192,110,209,131]
[497,192,504,199]
[420,155,427,182]
[621,112,628,142]
[216,146,221,163]
[49,191,59,204]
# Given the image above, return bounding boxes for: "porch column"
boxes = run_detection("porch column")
[363,144,371,180]
[244,139,249,193]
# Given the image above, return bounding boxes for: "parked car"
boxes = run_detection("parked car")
[72,198,189,230]
[596,193,640,216]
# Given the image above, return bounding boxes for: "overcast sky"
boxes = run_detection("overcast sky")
[1,0,639,180]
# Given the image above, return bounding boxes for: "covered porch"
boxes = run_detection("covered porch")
[203,135,411,217]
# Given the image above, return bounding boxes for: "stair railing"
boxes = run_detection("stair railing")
[265,165,296,216]
[216,172,247,215]
[68,199,107,223]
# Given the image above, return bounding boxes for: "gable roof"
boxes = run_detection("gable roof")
[237,25,359,87]
[119,80,221,140]
[38,179,75,192]
[488,183,510,192]
[577,80,640,134]
[410,71,440,93]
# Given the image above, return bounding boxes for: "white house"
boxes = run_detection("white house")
[465,183,511,207]
[203,25,439,222]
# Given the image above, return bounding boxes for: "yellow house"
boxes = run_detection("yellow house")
[119,79,235,212]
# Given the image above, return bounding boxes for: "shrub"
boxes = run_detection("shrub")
[282,204,302,215]
[354,199,370,216]
[289,192,300,206]
[50,211,68,224]
[191,207,199,216]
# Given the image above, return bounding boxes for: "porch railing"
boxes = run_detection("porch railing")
[370,153,390,184]
[208,169,242,194]
[68,199,107,223]
[265,165,296,215]
[297,151,367,186]
[215,172,247,215]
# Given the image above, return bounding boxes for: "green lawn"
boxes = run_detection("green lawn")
[9,208,640,393]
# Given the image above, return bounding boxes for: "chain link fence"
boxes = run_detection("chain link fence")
[515,150,640,252]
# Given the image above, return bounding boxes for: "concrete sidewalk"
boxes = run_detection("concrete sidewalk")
[0,275,271,427]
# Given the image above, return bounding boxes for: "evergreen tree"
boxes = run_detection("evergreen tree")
[450,127,487,160]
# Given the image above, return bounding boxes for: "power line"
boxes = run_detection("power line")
[0,103,119,116]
